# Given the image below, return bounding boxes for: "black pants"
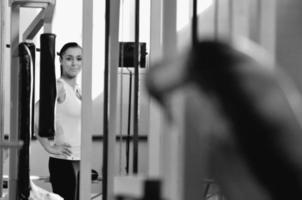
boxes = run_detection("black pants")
[49,157,80,200]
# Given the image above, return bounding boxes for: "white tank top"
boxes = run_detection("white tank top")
[52,78,81,160]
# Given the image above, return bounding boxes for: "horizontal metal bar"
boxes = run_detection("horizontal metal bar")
[9,0,55,8]
[6,44,60,55]
[0,140,23,149]
[92,135,148,142]
[10,2,48,8]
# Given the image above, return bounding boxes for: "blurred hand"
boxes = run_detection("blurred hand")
[46,143,72,158]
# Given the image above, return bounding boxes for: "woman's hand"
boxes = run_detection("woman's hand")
[37,136,72,158]
[45,143,72,158]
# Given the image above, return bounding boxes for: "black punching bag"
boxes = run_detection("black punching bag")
[39,33,56,138]
[18,42,34,200]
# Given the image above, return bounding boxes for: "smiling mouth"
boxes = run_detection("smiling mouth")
[70,69,79,72]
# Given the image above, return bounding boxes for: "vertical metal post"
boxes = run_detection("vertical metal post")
[9,4,20,200]
[192,0,198,46]
[126,71,133,174]
[214,0,219,39]
[161,1,178,199]
[0,0,5,196]
[148,0,163,177]
[81,0,93,200]
[103,0,120,199]
[108,0,120,197]
[229,0,234,42]
[249,0,261,43]
[133,0,140,174]
[103,0,110,198]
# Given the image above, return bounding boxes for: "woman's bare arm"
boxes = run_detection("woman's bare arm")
[34,101,71,157]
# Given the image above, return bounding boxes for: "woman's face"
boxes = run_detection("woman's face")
[60,47,82,79]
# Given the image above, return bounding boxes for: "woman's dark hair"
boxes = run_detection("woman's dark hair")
[59,42,82,75]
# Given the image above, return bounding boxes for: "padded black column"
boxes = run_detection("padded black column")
[38,33,56,138]
[25,43,36,139]
[18,42,34,200]
[26,43,36,139]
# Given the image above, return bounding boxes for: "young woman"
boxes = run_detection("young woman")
[36,42,82,200]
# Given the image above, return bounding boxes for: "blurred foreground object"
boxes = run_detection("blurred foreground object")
[146,38,302,200]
